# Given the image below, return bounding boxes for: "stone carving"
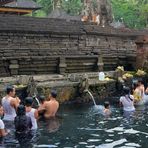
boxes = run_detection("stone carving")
[26,76,38,97]
[78,74,89,94]
[81,0,113,26]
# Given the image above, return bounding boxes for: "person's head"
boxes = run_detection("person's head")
[16,105,26,116]
[0,105,4,117]
[38,95,45,104]
[25,97,33,107]
[138,80,143,86]
[104,101,110,109]
[123,86,130,95]
[50,90,57,99]
[6,85,15,97]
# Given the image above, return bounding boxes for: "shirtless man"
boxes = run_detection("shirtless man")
[38,90,59,119]
[2,86,20,121]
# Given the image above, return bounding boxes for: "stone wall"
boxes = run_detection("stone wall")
[0,15,146,77]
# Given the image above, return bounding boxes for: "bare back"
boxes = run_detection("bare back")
[44,100,59,118]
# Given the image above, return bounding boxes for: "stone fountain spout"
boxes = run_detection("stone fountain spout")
[26,76,40,107]
[79,74,97,106]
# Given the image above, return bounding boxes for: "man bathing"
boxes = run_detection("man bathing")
[38,90,59,119]
[2,86,20,121]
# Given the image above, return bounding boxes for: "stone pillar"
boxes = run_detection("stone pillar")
[97,54,104,71]
[9,60,19,75]
[59,57,67,74]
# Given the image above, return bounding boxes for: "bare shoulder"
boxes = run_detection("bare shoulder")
[44,101,50,107]
[10,97,15,104]
[56,100,59,106]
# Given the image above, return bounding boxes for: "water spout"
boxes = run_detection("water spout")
[84,89,97,106]
[33,94,40,107]
[35,96,40,106]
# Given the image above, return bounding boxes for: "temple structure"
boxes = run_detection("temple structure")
[0,0,147,104]
[0,0,41,15]
[0,0,14,5]
[0,0,147,77]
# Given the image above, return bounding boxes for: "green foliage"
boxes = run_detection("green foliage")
[62,0,82,15]
[33,0,82,16]
[33,10,47,17]
[111,0,148,28]
[33,0,53,16]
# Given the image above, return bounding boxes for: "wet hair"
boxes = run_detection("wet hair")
[6,85,14,94]
[123,86,130,95]
[104,101,110,109]
[38,95,45,103]
[133,82,139,90]
[138,79,144,84]
[123,86,133,101]
[51,90,57,98]
[17,105,26,116]
[25,97,33,107]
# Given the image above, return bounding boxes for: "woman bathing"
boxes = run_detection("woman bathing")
[120,86,135,112]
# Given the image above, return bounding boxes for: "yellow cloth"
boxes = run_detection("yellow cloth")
[133,90,142,101]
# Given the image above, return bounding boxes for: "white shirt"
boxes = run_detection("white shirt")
[26,108,37,130]
[0,119,5,129]
[2,97,16,121]
[120,95,135,111]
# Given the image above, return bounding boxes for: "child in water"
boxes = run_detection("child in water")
[103,101,111,116]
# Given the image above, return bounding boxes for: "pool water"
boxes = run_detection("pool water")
[1,104,148,148]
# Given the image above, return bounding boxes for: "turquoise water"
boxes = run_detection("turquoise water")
[1,104,148,148]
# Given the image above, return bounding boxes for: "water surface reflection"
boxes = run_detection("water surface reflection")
[1,104,148,147]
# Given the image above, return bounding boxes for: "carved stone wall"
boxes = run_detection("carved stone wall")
[0,15,146,77]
